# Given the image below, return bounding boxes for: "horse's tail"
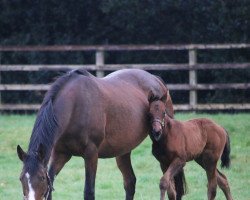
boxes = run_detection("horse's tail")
[174,169,187,200]
[221,129,231,168]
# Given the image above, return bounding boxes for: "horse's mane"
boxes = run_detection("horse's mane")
[154,75,166,86]
[148,95,161,103]
[28,69,91,162]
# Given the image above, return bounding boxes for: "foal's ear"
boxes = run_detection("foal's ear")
[37,143,46,163]
[17,145,27,162]
[148,90,155,103]
[160,91,168,103]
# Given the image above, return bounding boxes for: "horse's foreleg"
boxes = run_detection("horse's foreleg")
[47,151,72,200]
[116,152,136,200]
[159,159,185,200]
[84,144,98,200]
[217,169,233,200]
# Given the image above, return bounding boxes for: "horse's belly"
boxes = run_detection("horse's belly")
[98,97,149,158]
[97,141,125,158]
[97,130,148,158]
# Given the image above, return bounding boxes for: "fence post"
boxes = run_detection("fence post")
[188,49,197,109]
[0,53,1,107]
[95,51,105,78]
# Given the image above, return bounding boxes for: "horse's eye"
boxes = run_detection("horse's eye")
[41,176,46,181]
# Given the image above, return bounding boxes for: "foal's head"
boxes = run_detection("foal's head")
[17,144,52,200]
[148,91,169,141]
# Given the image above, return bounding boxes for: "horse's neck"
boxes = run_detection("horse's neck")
[28,142,54,166]
[28,109,58,165]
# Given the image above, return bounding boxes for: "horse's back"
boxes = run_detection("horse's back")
[104,69,174,117]
[104,69,167,96]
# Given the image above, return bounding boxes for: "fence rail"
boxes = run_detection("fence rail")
[0,44,250,111]
[1,83,250,91]
[1,63,250,71]
[1,43,250,52]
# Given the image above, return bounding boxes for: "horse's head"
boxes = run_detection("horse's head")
[148,91,169,141]
[17,144,52,200]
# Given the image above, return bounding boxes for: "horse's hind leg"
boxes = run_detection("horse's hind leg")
[116,152,136,200]
[159,158,185,200]
[217,169,233,200]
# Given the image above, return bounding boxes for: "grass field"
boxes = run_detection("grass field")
[0,113,250,200]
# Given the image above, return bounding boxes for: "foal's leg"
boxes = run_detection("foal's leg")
[206,167,217,200]
[116,152,136,200]
[84,144,98,200]
[217,170,233,200]
[160,163,185,200]
[159,159,185,200]
[197,156,219,200]
[195,157,218,200]
[47,151,72,200]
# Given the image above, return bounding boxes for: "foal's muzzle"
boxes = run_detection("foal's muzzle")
[151,129,162,141]
[151,118,165,141]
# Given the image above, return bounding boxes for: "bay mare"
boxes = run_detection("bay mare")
[17,69,178,200]
[148,92,232,200]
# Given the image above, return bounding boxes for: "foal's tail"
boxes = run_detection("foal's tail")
[174,169,187,200]
[221,129,231,168]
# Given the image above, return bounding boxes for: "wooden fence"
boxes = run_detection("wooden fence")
[0,44,250,111]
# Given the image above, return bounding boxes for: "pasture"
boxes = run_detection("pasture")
[0,113,249,199]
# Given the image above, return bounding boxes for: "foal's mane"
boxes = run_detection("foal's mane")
[28,69,91,162]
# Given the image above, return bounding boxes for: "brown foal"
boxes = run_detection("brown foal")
[148,92,233,200]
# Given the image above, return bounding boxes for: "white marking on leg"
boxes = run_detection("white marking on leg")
[25,172,36,200]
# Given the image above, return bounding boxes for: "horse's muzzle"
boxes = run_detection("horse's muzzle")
[151,130,162,141]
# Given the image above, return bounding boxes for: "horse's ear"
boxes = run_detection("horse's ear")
[148,90,155,103]
[160,91,168,103]
[17,145,27,162]
[37,143,46,163]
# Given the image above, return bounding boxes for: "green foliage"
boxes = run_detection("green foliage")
[0,1,250,104]
[0,113,250,199]
[1,1,250,45]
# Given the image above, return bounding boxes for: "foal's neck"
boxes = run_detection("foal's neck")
[163,115,173,131]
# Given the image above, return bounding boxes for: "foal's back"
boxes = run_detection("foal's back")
[179,118,227,160]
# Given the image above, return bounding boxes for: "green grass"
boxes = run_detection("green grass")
[0,113,250,199]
